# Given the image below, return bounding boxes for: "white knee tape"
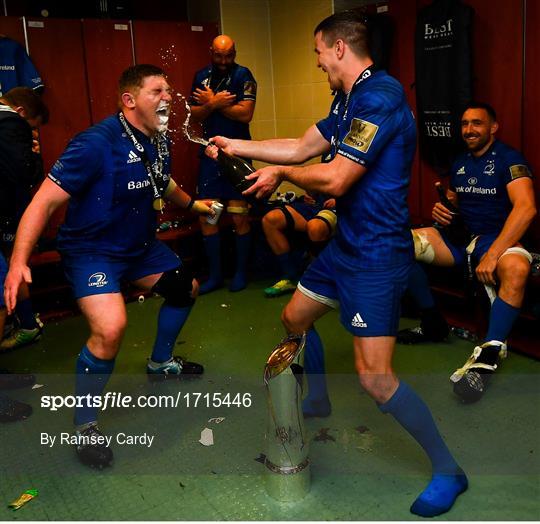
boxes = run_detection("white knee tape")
[412,230,435,263]
[499,246,533,264]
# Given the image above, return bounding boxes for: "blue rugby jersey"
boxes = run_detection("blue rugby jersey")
[49,114,171,257]
[190,63,256,142]
[449,140,533,236]
[0,38,43,96]
[316,69,416,268]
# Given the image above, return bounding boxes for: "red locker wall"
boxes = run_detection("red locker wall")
[471,0,523,149]
[82,19,135,124]
[0,16,25,45]
[25,18,92,238]
[26,18,92,172]
[387,0,535,242]
[133,21,218,198]
[387,0,422,222]
[523,0,540,246]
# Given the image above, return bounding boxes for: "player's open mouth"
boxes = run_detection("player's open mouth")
[156,105,169,117]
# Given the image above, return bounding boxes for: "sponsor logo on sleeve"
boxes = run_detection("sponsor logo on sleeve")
[243,81,257,97]
[343,118,378,154]
[509,164,531,181]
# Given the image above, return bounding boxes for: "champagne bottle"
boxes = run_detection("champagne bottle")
[434,182,469,245]
[435,182,459,214]
[217,148,256,196]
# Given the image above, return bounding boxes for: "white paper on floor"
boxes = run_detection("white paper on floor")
[199,427,214,446]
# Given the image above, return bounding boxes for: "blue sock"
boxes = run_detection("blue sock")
[151,303,192,363]
[379,381,460,474]
[16,298,38,329]
[277,252,298,281]
[74,345,115,426]
[379,382,467,517]
[302,328,331,417]
[200,233,222,294]
[407,263,435,310]
[230,232,251,292]
[485,297,519,342]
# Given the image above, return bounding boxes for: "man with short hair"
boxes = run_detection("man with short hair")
[208,11,467,517]
[4,65,213,468]
[398,102,536,403]
[190,34,257,294]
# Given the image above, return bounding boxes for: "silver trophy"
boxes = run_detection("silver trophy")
[263,333,310,501]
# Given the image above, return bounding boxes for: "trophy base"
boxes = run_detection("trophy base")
[264,459,310,502]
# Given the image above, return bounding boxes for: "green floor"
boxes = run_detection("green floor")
[1,279,539,520]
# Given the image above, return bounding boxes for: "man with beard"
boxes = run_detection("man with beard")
[4,65,213,468]
[398,102,536,403]
[189,35,257,294]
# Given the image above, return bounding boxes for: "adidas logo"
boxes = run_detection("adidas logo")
[127,150,141,164]
[456,166,465,175]
[351,313,367,328]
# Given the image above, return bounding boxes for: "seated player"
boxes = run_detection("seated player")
[398,102,536,403]
[262,193,336,297]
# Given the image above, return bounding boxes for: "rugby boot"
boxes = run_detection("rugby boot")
[0,395,32,422]
[147,356,204,381]
[450,341,507,403]
[0,315,43,351]
[264,279,297,298]
[75,422,113,469]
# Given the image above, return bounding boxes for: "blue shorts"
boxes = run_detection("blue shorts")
[197,155,245,201]
[289,200,322,222]
[441,232,497,266]
[0,251,7,307]
[62,240,181,299]
[298,242,411,337]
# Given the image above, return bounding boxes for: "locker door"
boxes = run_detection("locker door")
[26,18,92,238]
[82,19,134,124]
[133,21,218,196]
[471,0,523,150]
[0,16,25,44]
[523,0,540,246]
[26,18,91,172]
[387,0,422,223]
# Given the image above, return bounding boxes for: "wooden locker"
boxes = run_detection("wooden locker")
[133,20,218,198]
[523,0,540,247]
[26,17,92,238]
[82,19,135,124]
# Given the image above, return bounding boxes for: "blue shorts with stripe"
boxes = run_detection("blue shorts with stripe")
[440,232,497,266]
[61,240,181,299]
[298,241,411,337]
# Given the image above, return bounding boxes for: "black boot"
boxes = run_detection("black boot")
[451,341,507,403]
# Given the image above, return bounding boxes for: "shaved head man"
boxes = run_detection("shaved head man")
[189,34,257,294]
[210,35,236,73]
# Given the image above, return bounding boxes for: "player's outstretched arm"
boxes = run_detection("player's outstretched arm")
[4,178,70,313]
